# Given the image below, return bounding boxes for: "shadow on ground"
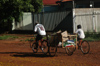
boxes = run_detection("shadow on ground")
[0,52,51,57]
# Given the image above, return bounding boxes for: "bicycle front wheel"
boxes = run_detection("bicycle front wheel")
[81,40,90,54]
[41,40,49,54]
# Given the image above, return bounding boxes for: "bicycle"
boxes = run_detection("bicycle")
[29,36,49,55]
[65,39,90,55]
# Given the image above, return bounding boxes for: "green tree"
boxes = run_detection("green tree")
[31,0,43,13]
[0,0,43,33]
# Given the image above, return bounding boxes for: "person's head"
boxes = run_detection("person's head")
[77,25,81,29]
[35,21,39,25]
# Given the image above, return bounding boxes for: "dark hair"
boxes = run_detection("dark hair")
[77,25,81,29]
[35,21,39,25]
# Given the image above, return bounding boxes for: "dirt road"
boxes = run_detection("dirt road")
[0,34,100,66]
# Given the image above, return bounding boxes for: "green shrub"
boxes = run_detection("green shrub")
[85,32,100,41]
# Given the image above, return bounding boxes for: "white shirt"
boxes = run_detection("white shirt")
[75,29,85,39]
[34,24,46,35]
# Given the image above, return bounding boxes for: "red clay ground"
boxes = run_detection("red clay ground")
[0,34,100,66]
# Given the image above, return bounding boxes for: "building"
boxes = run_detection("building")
[12,0,100,33]
[73,0,100,32]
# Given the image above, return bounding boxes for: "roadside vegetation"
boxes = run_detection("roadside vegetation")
[84,32,100,41]
[0,32,100,41]
[0,35,19,40]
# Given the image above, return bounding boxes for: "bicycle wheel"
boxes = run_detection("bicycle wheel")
[28,39,35,48]
[49,43,57,57]
[32,43,38,53]
[41,40,49,54]
[81,40,90,54]
[65,45,76,56]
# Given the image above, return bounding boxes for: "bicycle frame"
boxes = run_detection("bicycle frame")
[78,40,83,46]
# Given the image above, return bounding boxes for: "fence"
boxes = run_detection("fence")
[12,10,73,32]
[33,11,72,31]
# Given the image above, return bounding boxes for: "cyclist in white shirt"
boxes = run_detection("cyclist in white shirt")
[34,22,46,48]
[75,25,85,40]
[75,25,85,49]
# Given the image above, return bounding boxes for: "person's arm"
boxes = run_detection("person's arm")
[34,26,37,32]
[73,30,78,35]
[73,33,77,35]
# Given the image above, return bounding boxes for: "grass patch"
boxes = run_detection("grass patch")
[84,32,100,41]
[0,35,19,40]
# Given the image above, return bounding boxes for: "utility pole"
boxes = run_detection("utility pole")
[73,0,76,33]
[90,1,96,32]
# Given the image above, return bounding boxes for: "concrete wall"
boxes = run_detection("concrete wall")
[12,12,33,31]
[73,8,100,33]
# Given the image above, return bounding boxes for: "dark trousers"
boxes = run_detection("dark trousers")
[35,34,43,48]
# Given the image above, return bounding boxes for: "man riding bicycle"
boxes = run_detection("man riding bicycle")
[34,21,46,48]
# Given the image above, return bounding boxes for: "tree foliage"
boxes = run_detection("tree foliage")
[0,0,43,33]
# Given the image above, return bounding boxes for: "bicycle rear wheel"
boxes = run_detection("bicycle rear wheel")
[41,40,49,54]
[65,45,76,56]
[32,43,38,53]
[81,40,90,54]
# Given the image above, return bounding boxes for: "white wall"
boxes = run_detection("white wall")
[12,12,33,30]
[73,8,100,32]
